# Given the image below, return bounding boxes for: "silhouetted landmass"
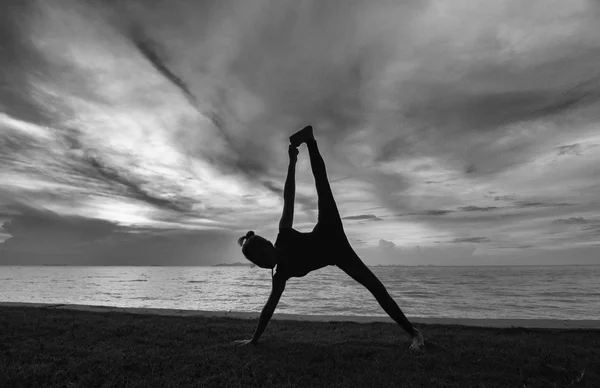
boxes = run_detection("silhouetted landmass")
[1,306,597,387]
[372,264,438,267]
[212,262,253,267]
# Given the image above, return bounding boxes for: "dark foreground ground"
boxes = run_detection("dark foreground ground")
[1,306,598,388]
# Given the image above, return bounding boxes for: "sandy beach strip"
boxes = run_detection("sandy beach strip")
[1,301,599,329]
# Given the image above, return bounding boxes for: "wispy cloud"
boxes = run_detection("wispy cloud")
[552,217,591,225]
[343,214,383,222]
[457,206,499,212]
[452,237,490,244]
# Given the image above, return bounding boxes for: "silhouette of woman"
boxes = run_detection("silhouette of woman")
[233,125,424,351]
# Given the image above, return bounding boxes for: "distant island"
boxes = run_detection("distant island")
[212,262,253,267]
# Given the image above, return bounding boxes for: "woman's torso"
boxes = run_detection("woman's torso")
[274,226,349,279]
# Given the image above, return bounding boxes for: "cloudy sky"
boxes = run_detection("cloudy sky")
[1,0,599,266]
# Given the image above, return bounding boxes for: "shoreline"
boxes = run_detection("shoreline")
[2,302,599,329]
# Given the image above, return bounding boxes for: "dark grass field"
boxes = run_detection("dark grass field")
[1,306,598,388]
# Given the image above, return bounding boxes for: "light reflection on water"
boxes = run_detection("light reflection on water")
[1,265,599,320]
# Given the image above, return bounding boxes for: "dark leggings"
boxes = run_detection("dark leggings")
[306,140,342,228]
[306,140,417,337]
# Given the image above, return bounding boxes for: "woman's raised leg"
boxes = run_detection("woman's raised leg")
[306,139,342,227]
[290,125,342,227]
[337,249,424,351]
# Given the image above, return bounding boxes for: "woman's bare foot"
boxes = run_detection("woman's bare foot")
[289,125,314,147]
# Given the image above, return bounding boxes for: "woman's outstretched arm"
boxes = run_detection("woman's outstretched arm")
[232,274,286,346]
[279,145,298,229]
[249,274,286,343]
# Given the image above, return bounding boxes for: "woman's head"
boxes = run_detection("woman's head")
[237,231,277,269]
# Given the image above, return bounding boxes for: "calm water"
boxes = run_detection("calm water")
[1,265,599,320]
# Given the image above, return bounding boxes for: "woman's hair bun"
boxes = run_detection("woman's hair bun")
[237,231,254,247]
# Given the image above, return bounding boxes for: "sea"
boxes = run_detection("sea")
[1,265,599,320]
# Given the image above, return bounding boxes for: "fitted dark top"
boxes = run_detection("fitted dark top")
[273,227,332,279]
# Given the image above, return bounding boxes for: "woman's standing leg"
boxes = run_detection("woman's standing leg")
[337,248,424,351]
